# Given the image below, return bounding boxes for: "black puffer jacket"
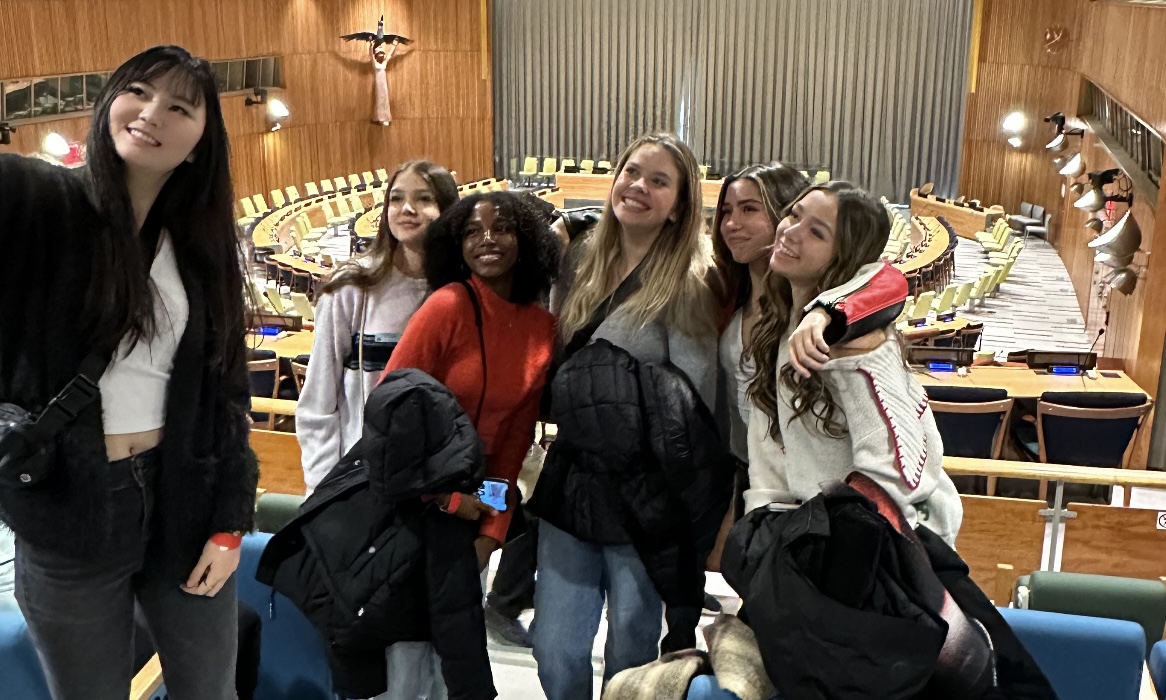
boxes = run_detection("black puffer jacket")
[255,369,494,700]
[528,340,734,650]
[722,473,1055,700]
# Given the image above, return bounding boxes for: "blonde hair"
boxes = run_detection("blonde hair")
[558,132,716,341]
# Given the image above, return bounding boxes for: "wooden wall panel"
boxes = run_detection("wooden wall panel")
[961,0,1166,436]
[0,0,493,199]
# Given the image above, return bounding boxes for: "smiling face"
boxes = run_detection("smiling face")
[462,201,519,284]
[108,68,207,177]
[387,169,442,247]
[719,178,776,266]
[610,143,683,235]
[770,189,838,286]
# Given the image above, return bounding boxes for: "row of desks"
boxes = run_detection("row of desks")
[252,330,1146,398]
[909,188,1005,239]
[556,172,726,209]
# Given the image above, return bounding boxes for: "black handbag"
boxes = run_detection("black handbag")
[0,349,110,488]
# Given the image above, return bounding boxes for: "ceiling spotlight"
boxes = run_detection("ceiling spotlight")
[1003,112,1026,133]
[1089,210,1141,258]
[0,122,14,146]
[1008,136,1023,148]
[42,132,70,159]
[1058,153,1085,177]
[1047,133,1068,152]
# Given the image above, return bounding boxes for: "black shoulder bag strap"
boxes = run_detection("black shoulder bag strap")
[458,280,487,425]
[30,202,168,442]
[562,260,645,360]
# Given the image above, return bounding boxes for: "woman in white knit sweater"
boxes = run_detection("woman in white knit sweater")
[296,161,458,492]
[745,181,962,546]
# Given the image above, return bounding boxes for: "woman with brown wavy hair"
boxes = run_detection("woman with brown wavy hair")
[296,161,458,493]
[744,181,962,546]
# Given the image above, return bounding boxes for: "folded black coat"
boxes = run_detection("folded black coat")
[255,369,494,700]
[528,340,735,651]
[722,475,1056,700]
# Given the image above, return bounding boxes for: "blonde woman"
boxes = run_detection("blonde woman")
[529,133,720,699]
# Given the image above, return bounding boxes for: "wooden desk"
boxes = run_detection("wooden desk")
[249,330,316,359]
[251,396,298,416]
[909,188,1004,239]
[269,253,331,276]
[899,317,969,337]
[892,216,949,274]
[556,172,725,209]
[354,208,379,238]
[917,366,1146,399]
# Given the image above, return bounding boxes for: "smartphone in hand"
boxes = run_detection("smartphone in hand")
[477,478,509,512]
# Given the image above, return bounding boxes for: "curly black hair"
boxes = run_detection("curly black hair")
[423,191,561,305]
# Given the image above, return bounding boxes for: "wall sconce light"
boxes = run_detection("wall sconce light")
[1003,111,1026,134]
[1070,181,1086,196]
[1085,217,1104,233]
[1058,152,1085,177]
[42,132,70,159]
[246,88,291,132]
[1044,112,1085,152]
[0,122,14,146]
[1074,168,1131,211]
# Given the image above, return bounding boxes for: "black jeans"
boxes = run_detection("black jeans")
[487,516,539,619]
[15,448,239,700]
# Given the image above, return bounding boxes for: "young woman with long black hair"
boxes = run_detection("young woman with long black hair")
[0,45,254,700]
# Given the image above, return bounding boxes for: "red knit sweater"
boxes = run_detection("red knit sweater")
[381,274,555,543]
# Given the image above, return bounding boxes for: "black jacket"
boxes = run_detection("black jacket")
[256,369,494,700]
[0,154,256,581]
[722,474,1056,700]
[529,340,734,651]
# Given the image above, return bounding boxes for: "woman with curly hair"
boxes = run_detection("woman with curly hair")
[382,190,560,563]
[745,181,962,545]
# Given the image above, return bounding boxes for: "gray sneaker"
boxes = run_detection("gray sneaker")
[484,603,532,648]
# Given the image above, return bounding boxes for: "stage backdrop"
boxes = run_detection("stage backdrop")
[493,0,974,202]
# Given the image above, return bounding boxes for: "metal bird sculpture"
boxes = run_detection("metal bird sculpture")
[340,15,412,49]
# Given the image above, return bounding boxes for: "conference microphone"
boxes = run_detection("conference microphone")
[1089,327,1105,353]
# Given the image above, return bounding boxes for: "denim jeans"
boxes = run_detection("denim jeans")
[15,448,239,700]
[531,522,662,700]
[371,641,447,700]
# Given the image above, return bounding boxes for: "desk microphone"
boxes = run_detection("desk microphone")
[1088,328,1105,354]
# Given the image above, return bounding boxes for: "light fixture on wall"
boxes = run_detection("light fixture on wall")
[1044,112,1085,152]
[1089,210,1141,258]
[42,132,70,159]
[1074,168,1131,211]
[1070,181,1086,196]
[1008,136,1023,148]
[1058,152,1085,177]
[246,88,291,131]
[1085,217,1104,233]
[0,122,14,146]
[1002,111,1026,134]
[1109,268,1138,295]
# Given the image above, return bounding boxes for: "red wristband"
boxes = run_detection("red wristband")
[440,492,463,514]
[210,532,243,550]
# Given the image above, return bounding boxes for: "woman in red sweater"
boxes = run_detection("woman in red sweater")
[380,191,561,569]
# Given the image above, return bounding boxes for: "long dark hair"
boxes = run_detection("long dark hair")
[424,192,560,305]
[747,181,891,439]
[320,160,458,295]
[84,45,243,367]
[711,162,810,310]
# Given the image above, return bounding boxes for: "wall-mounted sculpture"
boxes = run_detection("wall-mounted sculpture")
[341,15,413,126]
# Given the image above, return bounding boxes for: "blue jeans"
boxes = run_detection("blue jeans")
[531,522,662,700]
[15,448,238,700]
[371,641,446,700]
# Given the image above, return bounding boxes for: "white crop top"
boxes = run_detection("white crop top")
[99,232,189,435]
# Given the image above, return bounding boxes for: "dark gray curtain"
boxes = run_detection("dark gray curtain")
[493,0,973,202]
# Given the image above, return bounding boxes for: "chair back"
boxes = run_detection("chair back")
[348,174,362,190]
[953,281,974,309]
[333,176,348,193]
[290,354,310,393]
[579,158,595,173]
[1020,201,1034,217]
[925,386,1012,459]
[270,189,287,209]
[376,168,389,183]
[319,179,334,195]
[1037,392,1152,468]
[241,197,258,217]
[286,186,301,203]
[304,182,320,198]
[248,353,281,429]
[362,171,376,187]
[958,322,984,349]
